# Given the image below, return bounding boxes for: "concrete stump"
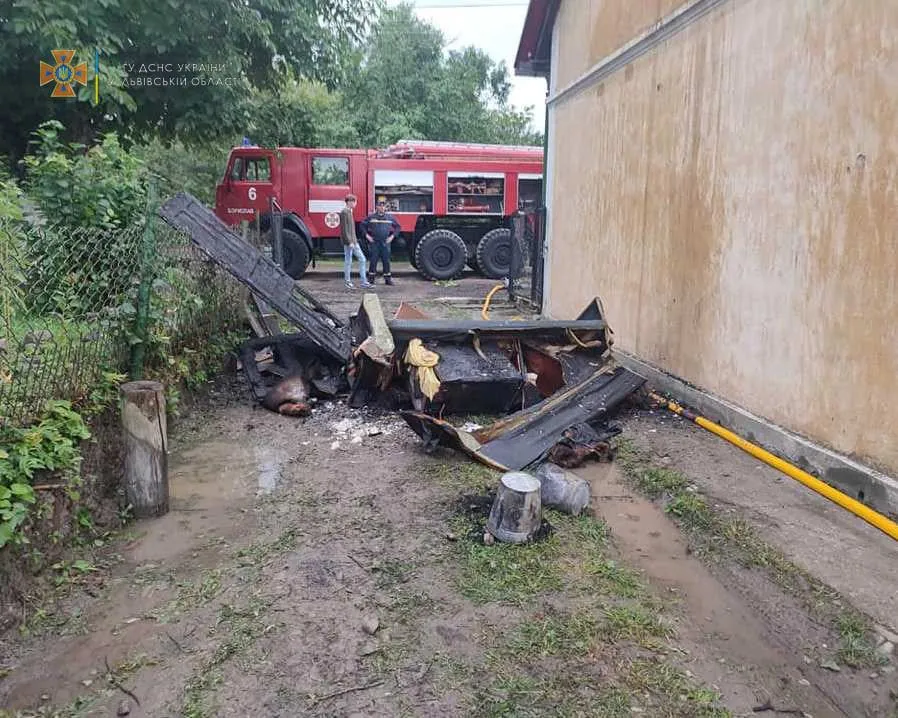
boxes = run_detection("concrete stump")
[486,472,542,543]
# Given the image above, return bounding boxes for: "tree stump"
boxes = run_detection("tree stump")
[120,380,168,518]
[486,472,542,544]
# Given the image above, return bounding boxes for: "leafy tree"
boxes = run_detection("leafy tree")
[248,79,360,149]
[0,0,379,163]
[344,3,542,147]
[134,138,225,205]
[343,4,444,146]
[22,121,146,230]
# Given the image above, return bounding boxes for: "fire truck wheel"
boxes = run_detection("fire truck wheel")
[281,228,311,279]
[475,228,512,279]
[414,229,467,280]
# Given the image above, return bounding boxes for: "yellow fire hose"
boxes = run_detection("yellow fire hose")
[481,283,505,320]
[649,392,898,543]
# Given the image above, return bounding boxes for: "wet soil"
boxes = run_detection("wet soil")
[1,386,894,717]
[621,409,898,631]
[300,262,522,323]
[1,270,895,717]
[583,461,896,717]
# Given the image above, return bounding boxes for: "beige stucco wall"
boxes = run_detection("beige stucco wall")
[545,0,898,473]
[554,0,685,89]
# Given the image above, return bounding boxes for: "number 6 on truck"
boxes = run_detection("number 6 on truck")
[248,187,257,201]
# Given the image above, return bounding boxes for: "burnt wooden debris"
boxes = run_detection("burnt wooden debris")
[387,319,607,339]
[158,192,349,362]
[238,333,346,403]
[154,192,643,449]
[400,365,645,471]
[423,342,524,415]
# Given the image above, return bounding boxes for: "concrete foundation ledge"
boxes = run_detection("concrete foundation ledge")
[614,349,898,520]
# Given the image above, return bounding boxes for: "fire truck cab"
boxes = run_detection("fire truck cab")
[214,140,543,281]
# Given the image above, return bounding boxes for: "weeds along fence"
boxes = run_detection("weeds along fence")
[0,186,244,426]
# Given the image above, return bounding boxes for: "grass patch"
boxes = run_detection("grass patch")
[625,658,729,717]
[504,610,602,658]
[470,673,633,718]
[583,557,644,598]
[152,568,222,623]
[550,513,649,600]
[836,612,885,668]
[562,512,611,546]
[456,538,564,605]
[181,596,277,717]
[602,604,672,644]
[629,464,689,499]
[421,459,498,492]
[233,526,300,567]
[389,588,440,623]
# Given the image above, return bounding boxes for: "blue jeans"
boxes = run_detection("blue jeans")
[343,243,367,283]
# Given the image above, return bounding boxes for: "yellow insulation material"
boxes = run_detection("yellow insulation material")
[404,338,441,400]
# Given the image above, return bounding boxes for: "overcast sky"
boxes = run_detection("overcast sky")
[383,0,547,130]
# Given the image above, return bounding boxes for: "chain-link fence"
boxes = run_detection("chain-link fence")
[0,186,244,426]
[508,207,546,312]
[0,220,144,423]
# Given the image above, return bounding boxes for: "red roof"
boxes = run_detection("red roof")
[514,0,559,77]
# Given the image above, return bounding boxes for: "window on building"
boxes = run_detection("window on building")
[312,157,350,185]
[447,173,504,214]
[374,170,434,213]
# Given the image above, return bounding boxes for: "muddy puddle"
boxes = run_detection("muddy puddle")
[582,461,887,718]
[170,439,290,504]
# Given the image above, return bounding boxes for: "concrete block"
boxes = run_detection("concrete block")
[614,350,898,519]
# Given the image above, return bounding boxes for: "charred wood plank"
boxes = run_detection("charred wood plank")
[400,365,645,471]
[387,319,607,342]
[477,366,644,469]
[158,193,349,362]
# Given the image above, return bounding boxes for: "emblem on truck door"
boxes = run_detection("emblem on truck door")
[324,211,341,229]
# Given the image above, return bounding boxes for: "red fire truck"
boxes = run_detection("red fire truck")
[214,140,544,280]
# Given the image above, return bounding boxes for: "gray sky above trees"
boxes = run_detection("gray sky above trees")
[385,0,547,131]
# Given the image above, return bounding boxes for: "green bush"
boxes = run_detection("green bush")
[22,120,147,230]
[15,121,147,318]
[0,401,90,549]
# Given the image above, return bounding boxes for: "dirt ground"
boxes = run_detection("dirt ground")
[1,265,896,718]
[302,260,526,322]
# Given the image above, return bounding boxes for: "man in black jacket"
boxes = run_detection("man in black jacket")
[361,199,401,285]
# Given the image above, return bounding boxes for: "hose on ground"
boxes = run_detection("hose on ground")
[649,391,898,543]
[481,283,505,320]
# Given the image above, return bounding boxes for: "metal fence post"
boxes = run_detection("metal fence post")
[270,198,284,269]
[130,177,157,380]
[532,207,546,312]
